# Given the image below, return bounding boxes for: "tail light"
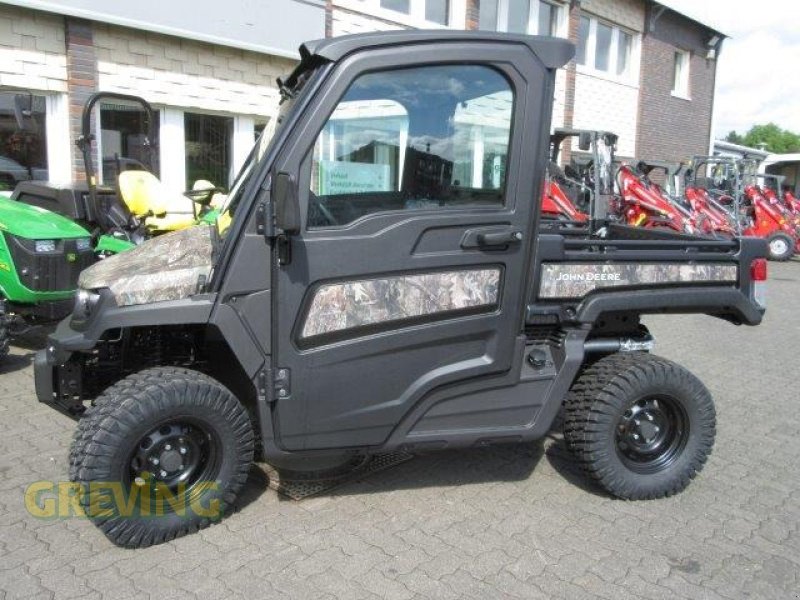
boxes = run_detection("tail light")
[751,258,767,308]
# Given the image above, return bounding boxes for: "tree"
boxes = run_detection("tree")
[724,130,743,145]
[741,123,800,154]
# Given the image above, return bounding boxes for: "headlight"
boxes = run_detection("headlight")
[73,289,101,320]
[35,239,57,253]
[76,238,91,251]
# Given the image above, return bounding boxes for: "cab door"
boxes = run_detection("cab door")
[271,41,556,450]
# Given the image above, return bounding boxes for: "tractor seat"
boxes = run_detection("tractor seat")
[118,170,197,232]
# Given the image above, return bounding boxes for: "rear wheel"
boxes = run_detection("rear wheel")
[563,353,715,500]
[71,367,254,547]
[766,232,794,261]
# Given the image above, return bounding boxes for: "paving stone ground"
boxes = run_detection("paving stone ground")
[1,261,799,599]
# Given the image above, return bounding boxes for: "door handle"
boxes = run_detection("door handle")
[477,230,523,247]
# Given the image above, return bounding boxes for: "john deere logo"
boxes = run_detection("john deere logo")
[66,252,77,263]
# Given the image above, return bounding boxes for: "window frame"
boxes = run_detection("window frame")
[303,62,518,231]
[576,14,639,84]
[479,0,566,37]
[336,0,456,28]
[671,49,691,100]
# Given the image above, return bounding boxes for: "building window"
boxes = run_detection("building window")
[360,0,451,26]
[576,15,637,81]
[0,91,48,190]
[507,0,529,33]
[425,0,449,24]
[380,0,410,13]
[672,50,690,98]
[537,1,558,37]
[100,102,160,183]
[185,113,233,190]
[617,30,633,76]
[576,16,590,64]
[479,0,563,36]
[595,21,612,71]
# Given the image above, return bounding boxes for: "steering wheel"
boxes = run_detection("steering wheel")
[184,187,225,205]
[308,193,337,227]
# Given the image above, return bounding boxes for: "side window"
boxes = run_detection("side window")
[308,64,514,229]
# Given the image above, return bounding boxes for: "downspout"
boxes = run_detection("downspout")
[707,37,725,155]
[561,0,581,164]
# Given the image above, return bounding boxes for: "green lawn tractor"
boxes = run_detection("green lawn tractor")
[0,195,95,360]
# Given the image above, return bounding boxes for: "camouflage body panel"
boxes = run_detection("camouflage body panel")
[79,225,213,306]
[302,267,501,339]
[539,263,738,299]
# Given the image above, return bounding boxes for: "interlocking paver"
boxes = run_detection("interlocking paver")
[1,261,799,599]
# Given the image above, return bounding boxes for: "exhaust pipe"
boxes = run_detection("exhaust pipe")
[584,335,655,354]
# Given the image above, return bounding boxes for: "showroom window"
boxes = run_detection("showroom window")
[576,15,638,81]
[479,0,562,36]
[354,0,451,26]
[0,91,48,190]
[100,102,160,183]
[184,112,234,190]
[672,50,690,98]
[307,64,514,228]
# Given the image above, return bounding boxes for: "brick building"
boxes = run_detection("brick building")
[636,2,725,164]
[0,0,724,195]
[0,0,320,192]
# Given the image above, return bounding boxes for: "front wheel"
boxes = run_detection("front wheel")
[563,353,715,500]
[0,299,10,361]
[766,232,794,261]
[71,367,254,547]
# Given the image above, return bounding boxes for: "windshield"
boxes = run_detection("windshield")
[216,65,321,238]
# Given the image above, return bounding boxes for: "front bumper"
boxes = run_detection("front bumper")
[34,319,92,419]
[34,293,218,420]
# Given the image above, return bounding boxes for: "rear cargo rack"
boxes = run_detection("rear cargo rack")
[560,237,739,261]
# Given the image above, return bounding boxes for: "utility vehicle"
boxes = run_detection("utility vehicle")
[617,161,693,234]
[540,129,616,225]
[758,174,800,231]
[35,32,767,548]
[742,183,798,261]
[783,187,800,214]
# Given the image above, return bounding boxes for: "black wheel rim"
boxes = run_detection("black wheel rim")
[126,418,221,511]
[615,395,689,474]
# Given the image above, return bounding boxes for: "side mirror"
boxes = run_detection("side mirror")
[578,131,592,151]
[274,171,300,236]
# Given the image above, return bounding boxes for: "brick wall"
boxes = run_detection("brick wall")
[465,0,479,30]
[92,24,296,117]
[580,0,643,33]
[558,0,579,162]
[65,19,97,182]
[636,8,716,164]
[0,4,67,92]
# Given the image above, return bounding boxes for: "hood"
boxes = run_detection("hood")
[79,225,214,306]
[0,197,91,239]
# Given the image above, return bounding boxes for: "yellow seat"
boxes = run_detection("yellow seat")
[118,170,197,232]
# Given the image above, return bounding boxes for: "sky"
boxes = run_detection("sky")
[660,0,800,139]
